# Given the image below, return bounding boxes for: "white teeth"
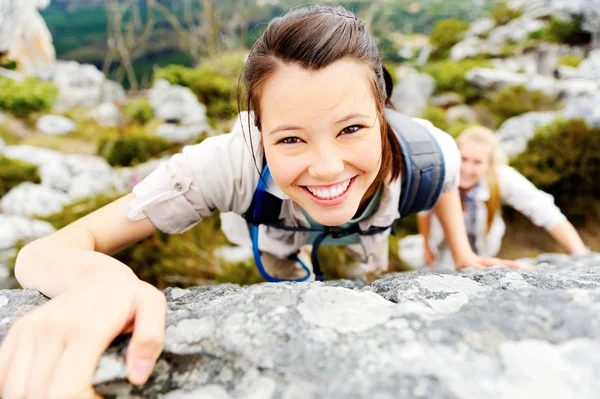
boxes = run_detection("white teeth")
[307,179,351,200]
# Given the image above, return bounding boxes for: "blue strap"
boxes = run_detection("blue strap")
[249,165,311,282]
[249,165,393,282]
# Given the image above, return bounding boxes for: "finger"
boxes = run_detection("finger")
[0,322,20,391]
[3,326,36,399]
[26,331,65,399]
[48,337,102,399]
[126,287,166,385]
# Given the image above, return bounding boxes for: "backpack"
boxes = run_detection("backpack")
[243,108,445,282]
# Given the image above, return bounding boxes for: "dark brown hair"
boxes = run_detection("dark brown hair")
[239,5,402,187]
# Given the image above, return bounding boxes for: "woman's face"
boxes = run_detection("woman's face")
[260,60,382,226]
[459,140,492,190]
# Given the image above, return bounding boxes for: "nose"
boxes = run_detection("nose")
[308,146,344,181]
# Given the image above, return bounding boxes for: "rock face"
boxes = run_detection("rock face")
[149,79,212,143]
[391,67,435,117]
[0,0,55,73]
[33,61,127,113]
[1,253,600,398]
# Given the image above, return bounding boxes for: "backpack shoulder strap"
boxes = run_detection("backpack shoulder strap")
[243,165,283,226]
[384,108,446,216]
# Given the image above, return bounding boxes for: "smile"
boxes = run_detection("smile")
[301,177,357,205]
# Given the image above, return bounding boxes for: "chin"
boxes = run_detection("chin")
[303,203,358,227]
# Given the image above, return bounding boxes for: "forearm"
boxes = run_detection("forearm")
[15,227,137,298]
[417,213,432,247]
[548,220,588,255]
[432,190,473,263]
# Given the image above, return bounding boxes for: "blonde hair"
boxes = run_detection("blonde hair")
[457,126,507,235]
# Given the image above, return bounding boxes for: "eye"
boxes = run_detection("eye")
[278,137,303,145]
[339,125,363,135]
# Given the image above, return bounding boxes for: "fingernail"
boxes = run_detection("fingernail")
[132,359,154,383]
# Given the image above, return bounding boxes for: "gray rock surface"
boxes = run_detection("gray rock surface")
[33,60,127,113]
[36,114,76,135]
[0,0,55,73]
[1,253,600,398]
[391,67,435,117]
[496,111,559,157]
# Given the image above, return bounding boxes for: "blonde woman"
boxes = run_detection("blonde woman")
[417,126,588,271]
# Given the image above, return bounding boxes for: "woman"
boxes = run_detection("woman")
[418,125,588,271]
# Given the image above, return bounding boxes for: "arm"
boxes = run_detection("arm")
[15,193,157,298]
[416,212,436,266]
[433,189,530,270]
[2,194,167,395]
[499,165,588,255]
[548,219,588,255]
[432,189,473,266]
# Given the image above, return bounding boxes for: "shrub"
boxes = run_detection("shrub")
[491,2,522,26]
[0,156,41,197]
[0,59,18,70]
[511,119,600,212]
[125,97,154,125]
[421,59,491,102]
[487,85,560,124]
[429,19,470,60]
[0,77,58,117]
[97,133,172,167]
[557,55,583,68]
[420,105,449,131]
[547,17,590,45]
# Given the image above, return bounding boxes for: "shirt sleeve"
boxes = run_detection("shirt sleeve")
[123,112,262,234]
[499,165,567,230]
[413,118,461,194]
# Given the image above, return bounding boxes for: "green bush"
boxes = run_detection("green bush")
[528,28,547,41]
[420,105,449,131]
[491,2,522,26]
[97,133,172,167]
[429,19,470,60]
[0,77,58,117]
[511,119,600,211]
[487,85,560,124]
[0,156,41,197]
[557,55,583,68]
[125,97,154,125]
[0,59,18,70]
[421,59,491,102]
[547,17,588,45]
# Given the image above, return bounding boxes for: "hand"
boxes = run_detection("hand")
[455,252,534,271]
[0,272,166,399]
[423,245,436,267]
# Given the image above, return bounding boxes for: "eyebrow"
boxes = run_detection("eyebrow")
[268,113,371,135]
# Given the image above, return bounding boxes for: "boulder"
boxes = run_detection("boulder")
[391,67,435,117]
[2,254,600,397]
[0,0,55,74]
[36,115,76,135]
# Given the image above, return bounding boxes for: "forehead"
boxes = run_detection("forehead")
[260,60,377,129]
[459,141,492,160]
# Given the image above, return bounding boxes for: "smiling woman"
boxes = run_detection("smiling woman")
[261,61,383,226]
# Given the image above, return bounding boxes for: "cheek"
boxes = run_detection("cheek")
[352,128,383,173]
[264,145,303,188]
